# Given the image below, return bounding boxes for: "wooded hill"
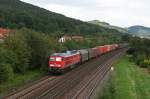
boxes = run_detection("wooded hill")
[88,20,128,33]
[0,0,121,35]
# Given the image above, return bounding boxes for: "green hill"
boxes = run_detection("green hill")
[88,20,128,33]
[0,0,120,35]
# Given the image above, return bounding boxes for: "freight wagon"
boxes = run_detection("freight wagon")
[78,49,89,63]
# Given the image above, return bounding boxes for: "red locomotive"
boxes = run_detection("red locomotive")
[48,50,80,73]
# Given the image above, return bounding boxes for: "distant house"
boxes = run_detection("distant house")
[58,36,72,43]
[0,28,9,38]
[58,35,83,43]
[72,36,83,41]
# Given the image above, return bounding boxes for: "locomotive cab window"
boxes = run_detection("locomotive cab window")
[50,57,55,61]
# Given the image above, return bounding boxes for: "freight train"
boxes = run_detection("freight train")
[48,44,125,73]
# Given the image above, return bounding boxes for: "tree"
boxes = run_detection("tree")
[4,31,31,73]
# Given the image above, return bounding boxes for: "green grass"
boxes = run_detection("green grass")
[0,70,44,94]
[97,55,150,99]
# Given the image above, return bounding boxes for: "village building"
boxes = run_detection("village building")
[0,28,9,38]
[58,35,83,43]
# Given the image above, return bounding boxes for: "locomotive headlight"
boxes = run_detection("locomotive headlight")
[50,64,54,67]
[57,64,61,67]
[56,57,62,61]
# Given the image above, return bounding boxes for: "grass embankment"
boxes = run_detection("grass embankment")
[98,55,150,99]
[0,70,44,94]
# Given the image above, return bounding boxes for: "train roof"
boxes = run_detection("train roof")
[51,50,79,57]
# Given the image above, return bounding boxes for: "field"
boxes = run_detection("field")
[98,55,150,99]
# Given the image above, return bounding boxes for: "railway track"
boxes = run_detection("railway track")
[70,49,126,99]
[4,76,57,99]
[4,48,127,99]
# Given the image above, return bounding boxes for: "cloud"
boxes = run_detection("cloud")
[21,0,150,27]
[21,0,95,7]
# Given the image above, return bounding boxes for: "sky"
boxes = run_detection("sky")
[21,0,150,27]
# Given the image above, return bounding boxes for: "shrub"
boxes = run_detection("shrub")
[64,40,80,50]
[0,63,14,83]
[147,65,150,72]
[0,46,17,67]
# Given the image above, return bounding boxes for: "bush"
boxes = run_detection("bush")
[134,54,146,67]
[147,65,150,72]
[0,46,17,67]
[0,63,14,83]
[64,40,80,50]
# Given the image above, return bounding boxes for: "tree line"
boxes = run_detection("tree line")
[127,37,150,70]
[0,29,62,83]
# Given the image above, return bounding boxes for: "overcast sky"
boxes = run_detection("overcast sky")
[21,0,150,27]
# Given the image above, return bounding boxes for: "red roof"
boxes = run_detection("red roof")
[0,28,9,38]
